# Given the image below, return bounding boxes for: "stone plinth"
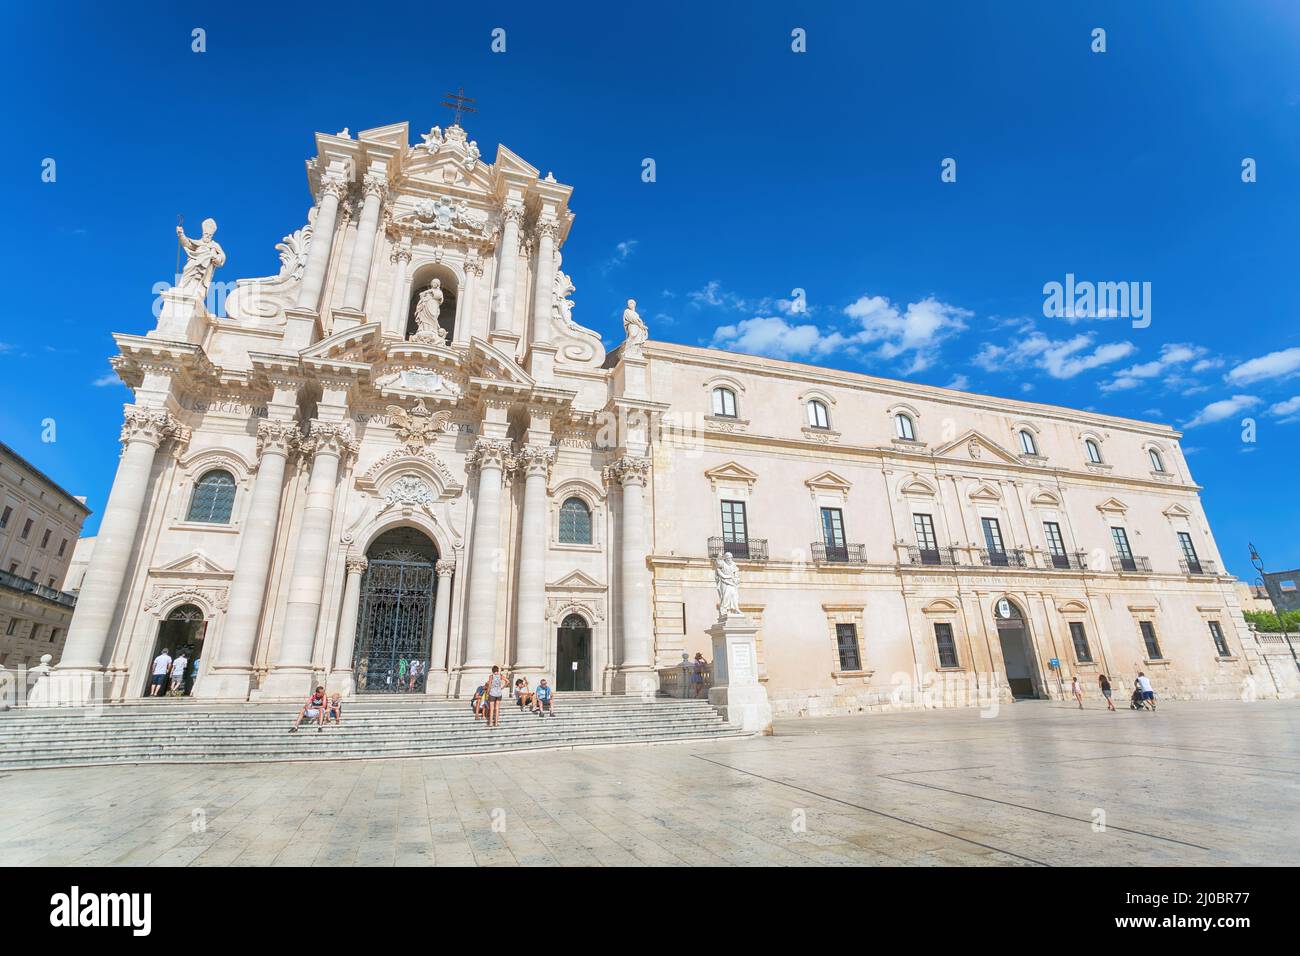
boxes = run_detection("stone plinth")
[706,613,773,734]
[150,289,207,343]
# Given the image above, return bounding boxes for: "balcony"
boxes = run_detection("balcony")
[1044,551,1089,571]
[905,545,960,567]
[0,568,77,609]
[979,548,1029,568]
[811,542,868,565]
[1111,554,1152,574]
[708,537,769,562]
[1180,558,1218,576]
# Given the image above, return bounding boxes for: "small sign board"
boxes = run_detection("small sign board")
[571,661,579,671]
[1049,658,1060,669]
[997,599,1012,619]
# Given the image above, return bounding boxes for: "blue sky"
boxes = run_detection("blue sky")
[2,1,1298,582]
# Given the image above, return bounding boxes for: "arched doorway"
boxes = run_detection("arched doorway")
[145,604,206,697]
[994,598,1038,700]
[556,613,592,692]
[406,264,459,343]
[353,527,438,694]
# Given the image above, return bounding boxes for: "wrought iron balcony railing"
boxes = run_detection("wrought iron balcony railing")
[708,537,769,562]
[1180,558,1218,576]
[1044,551,1090,571]
[0,568,77,608]
[811,542,868,565]
[1111,554,1152,574]
[979,548,1029,568]
[905,545,960,567]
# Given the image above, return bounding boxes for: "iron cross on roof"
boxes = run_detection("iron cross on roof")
[440,87,477,127]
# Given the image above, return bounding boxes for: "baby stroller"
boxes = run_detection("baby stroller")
[1129,687,1147,710]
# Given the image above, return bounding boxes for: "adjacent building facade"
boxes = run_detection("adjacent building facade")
[0,441,88,668]
[52,119,1267,711]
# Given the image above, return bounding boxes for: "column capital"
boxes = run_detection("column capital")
[256,419,301,458]
[389,243,412,265]
[317,175,349,203]
[302,420,357,461]
[604,455,652,488]
[467,436,514,472]
[361,172,389,202]
[501,201,527,226]
[119,406,183,449]
[345,555,369,575]
[464,250,485,276]
[516,444,556,481]
[435,558,458,577]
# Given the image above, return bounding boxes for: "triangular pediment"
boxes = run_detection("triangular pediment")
[932,430,1022,465]
[357,122,410,148]
[805,470,852,493]
[704,461,759,491]
[152,551,231,578]
[547,569,605,591]
[1162,503,1194,518]
[1097,497,1129,514]
[466,338,534,386]
[968,482,1002,502]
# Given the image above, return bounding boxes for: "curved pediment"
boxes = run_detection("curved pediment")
[899,475,938,497]
[465,338,535,386]
[357,449,462,498]
[1029,489,1062,507]
[922,598,960,615]
[301,322,385,362]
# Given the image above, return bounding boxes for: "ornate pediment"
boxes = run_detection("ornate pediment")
[1029,489,1062,507]
[704,461,759,493]
[547,569,605,591]
[805,470,853,500]
[150,551,232,578]
[899,475,938,497]
[933,430,1022,465]
[1096,496,1129,515]
[1162,503,1194,518]
[967,482,1002,502]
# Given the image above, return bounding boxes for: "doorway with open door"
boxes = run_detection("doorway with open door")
[994,598,1040,699]
[555,613,592,692]
[145,603,207,697]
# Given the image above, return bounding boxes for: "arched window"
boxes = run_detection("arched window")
[895,413,915,441]
[806,399,830,429]
[1084,439,1102,464]
[711,386,737,418]
[1019,430,1038,456]
[1149,448,1165,472]
[186,470,236,524]
[558,497,593,544]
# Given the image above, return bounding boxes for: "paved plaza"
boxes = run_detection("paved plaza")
[1,699,1296,866]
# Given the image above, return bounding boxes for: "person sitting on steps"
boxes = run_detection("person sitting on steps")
[290,685,328,733]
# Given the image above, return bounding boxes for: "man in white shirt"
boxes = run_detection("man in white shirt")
[1136,672,1156,711]
[150,649,172,697]
[170,652,189,695]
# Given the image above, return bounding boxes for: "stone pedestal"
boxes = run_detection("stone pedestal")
[150,289,207,343]
[283,307,324,352]
[707,614,773,734]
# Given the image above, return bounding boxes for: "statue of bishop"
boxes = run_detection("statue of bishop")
[175,218,226,301]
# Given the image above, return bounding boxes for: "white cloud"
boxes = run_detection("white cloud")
[1181,394,1260,429]
[945,374,970,391]
[1225,347,1300,385]
[1268,395,1300,423]
[92,373,122,387]
[689,280,747,311]
[973,332,1135,380]
[710,316,848,361]
[602,239,638,273]
[1100,342,1214,393]
[841,294,971,373]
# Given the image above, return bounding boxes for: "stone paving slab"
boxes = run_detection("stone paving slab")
[0,699,1296,866]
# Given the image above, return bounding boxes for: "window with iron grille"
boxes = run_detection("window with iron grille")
[913,513,938,552]
[1111,527,1133,559]
[558,497,593,544]
[934,622,959,668]
[1208,621,1230,657]
[821,507,845,548]
[720,500,748,544]
[186,470,237,524]
[835,623,861,671]
[1139,620,1162,659]
[981,517,1005,555]
[1068,621,1093,663]
[1043,521,1066,556]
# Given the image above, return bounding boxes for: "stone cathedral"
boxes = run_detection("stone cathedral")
[54,118,1271,713]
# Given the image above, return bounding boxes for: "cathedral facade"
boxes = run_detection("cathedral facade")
[55,120,1263,712]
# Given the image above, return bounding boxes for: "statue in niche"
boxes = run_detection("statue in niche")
[175,218,227,300]
[713,552,742,618]
[622,299,648,356]
[412,280,448,345]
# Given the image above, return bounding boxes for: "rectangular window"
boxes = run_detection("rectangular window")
[40,528,51,549]
[6,562,16,574]
[1111,527,1133,559]
[981,517,1006,555]
[820,507,846,560]
[1139,620,1162,659]
[57,538,67,558]
[1177,531,1202,574]
[913,513,938,553]
[835,623,861,671]
[0,505,10,528]
[1208,621,1230,657]
[720,500,748,543]
[1044,521,1066,557]
[47,576,55,588]
[20,518,33,539]
[1068,622,1093,663]
[49,628,59,644]
[934,622,959,668]
[30,625,40,641]
[5,619,17,636]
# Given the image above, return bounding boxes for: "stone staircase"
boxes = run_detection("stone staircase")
[0,695,749,770]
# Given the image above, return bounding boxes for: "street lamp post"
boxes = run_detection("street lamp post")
[1249,543,1299,674]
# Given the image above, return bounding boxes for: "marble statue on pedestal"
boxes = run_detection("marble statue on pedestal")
[175,218,226,300]
[713,551,741,618]
[413,280,448,345]
[622,299,648,357]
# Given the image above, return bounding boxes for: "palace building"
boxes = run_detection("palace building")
[53,118,1265,713]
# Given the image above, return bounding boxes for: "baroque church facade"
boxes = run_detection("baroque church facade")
[54,119,1262,713]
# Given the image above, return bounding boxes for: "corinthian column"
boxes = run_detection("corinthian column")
[607,456,656,695]
[513,445,555,677]
[531,221,557,345]
[341,173,387,312]
[195,419,298,699]
[328,556,368,695]
[426,558,457,696]
[57,407,182,685]
[386,242,412,336]
[491,203,525,335]
[262,420,355,698]
[456,252,483,345]
[460,437,513,689]
[296,175,347,311]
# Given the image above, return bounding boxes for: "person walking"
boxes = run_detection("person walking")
[692,652,707,698]
[170,650,189,697]
[1136,671,1156,711]
[1098,673,1115,711]
[484,665,506,728]
[149,648,172,697]
[1071,675,1083,709]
